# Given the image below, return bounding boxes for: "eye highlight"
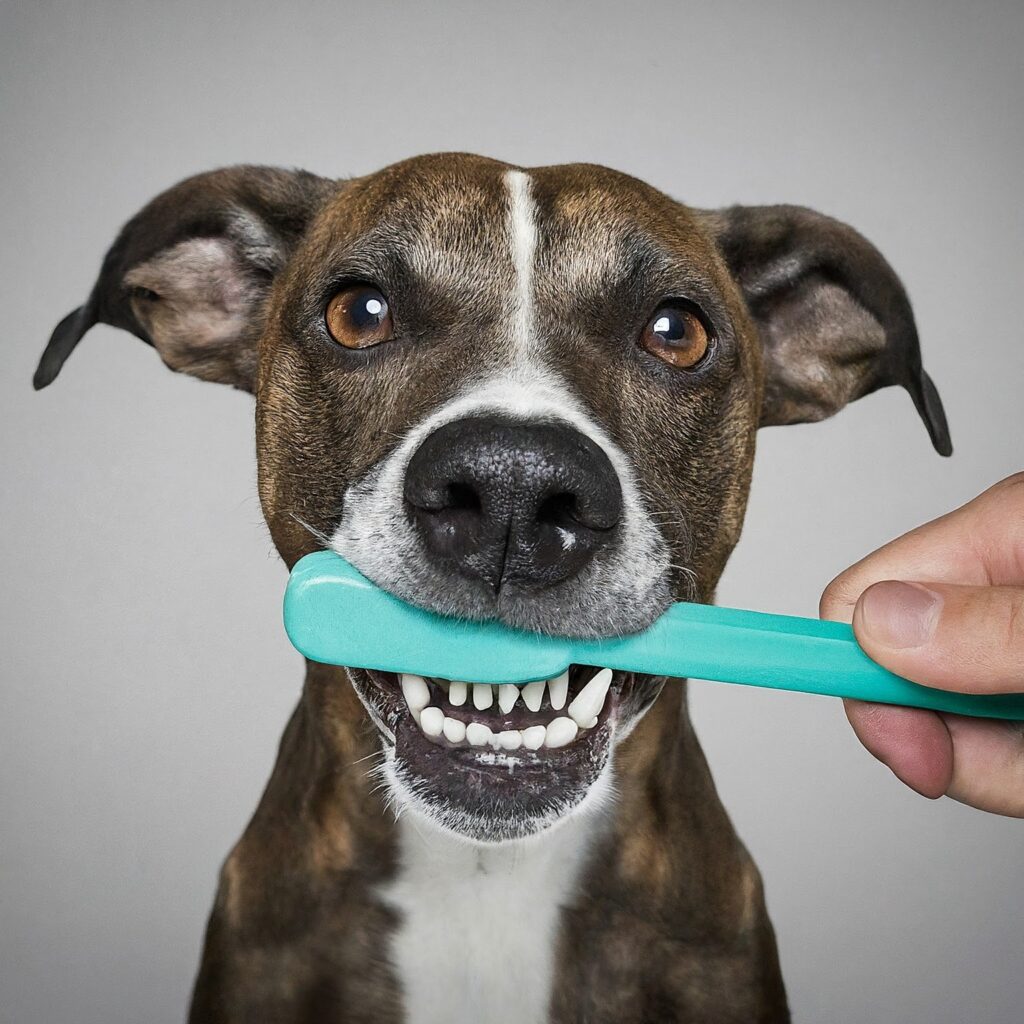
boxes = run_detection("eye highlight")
[325,285,394,349]
[640,303,710,370]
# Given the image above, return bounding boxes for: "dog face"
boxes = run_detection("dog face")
[37,153,950,842]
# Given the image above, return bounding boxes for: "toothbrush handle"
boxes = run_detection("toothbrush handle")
[581,602,1024,721]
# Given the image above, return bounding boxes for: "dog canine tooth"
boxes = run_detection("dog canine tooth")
[400,674,430,722]
[567,668,612,728]
[442,716,467,744]
[497,684,519,714]
[544,716,578,749]
[419,706,444,737]
[472,682,494,710]
[448,680,468,707]
[548,670,569,711]
[466,722,493,747]
[521,679,545,712]
[497,729,523,750]
[521,725,546,750]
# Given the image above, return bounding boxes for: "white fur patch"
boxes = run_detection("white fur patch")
[380,786,610,1024]
[505,169,538,359]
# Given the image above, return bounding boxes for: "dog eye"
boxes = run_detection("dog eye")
[640,304,710,369]
[325,285,394,349]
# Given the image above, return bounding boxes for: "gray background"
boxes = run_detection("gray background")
[2,1,1021,1021]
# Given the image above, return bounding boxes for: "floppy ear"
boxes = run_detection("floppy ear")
[700,204,952,455]
[34,165,338,393]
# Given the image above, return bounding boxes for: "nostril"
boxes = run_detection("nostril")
[445,481,482,514]
[537,491,580,529]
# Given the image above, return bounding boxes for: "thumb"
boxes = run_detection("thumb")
[852,580,1024,694]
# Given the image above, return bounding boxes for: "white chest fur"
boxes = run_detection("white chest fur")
[380,811,602,1024]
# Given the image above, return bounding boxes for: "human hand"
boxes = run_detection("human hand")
[820,474,1024,817]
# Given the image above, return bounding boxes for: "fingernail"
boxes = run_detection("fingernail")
[859,581,942,649]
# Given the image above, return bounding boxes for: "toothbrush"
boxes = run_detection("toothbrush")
[283,551,1024,721]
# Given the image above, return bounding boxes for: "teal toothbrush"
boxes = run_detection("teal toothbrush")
[283,551,1024,720]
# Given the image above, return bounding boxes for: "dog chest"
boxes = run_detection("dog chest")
[379,812,599,1024]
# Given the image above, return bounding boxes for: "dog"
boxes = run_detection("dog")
[35,153,951,1023]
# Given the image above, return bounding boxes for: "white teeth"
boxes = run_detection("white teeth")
[414,668,612,750]
[522,725,547,750]
[466,722,493,747]
[497,684,520,714]
[567,668,612,729]
[544,716,578,749]
[419,706,444,737]
[442,716,467,744]
[497,729,523,750]
[548,670,569,711]
[401,674,430,722]
[521,679,546,712]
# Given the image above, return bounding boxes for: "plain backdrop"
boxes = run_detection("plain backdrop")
[2,2,1021,1022]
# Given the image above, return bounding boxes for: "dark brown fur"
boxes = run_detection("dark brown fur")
[36,153,950,1023]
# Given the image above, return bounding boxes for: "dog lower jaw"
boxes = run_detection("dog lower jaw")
[381,753,618,844]
[346,666,665,843]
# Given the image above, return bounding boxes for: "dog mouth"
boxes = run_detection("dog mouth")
[350,664,645,839]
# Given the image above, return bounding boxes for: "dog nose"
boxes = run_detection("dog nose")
[404,415,623,591]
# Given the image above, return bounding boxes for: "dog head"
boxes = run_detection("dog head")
[37,153,950,841]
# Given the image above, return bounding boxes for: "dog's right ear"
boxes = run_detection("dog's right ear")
[34,166,338,393]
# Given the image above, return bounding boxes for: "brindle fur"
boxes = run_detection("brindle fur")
[36,153,949,1023]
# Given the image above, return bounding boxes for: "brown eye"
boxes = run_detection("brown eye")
[640,305,710,369]
[325,286,394,349]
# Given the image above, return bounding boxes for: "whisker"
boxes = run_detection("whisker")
[351,749,384,769]
[288,511,332,548]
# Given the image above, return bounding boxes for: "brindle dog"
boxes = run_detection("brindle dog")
[36,154,950,1024]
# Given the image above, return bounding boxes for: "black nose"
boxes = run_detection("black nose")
[403,415,623,591]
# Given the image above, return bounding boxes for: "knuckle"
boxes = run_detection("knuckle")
[1005,592,1024,650]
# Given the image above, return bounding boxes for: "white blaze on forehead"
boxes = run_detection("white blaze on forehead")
[504,169,537,358]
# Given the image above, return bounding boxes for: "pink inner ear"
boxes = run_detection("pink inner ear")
[761,280,886,426]
[124,237,260,378]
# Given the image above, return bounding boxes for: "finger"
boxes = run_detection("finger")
[943,716,1024,817]
[820,473,1024,623]
[852,580,1024,694]
[845,701,1024,816]
[844,699,952,798]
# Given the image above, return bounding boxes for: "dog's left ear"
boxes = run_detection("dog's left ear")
[34,165,338,393]
[700,204,952,455]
